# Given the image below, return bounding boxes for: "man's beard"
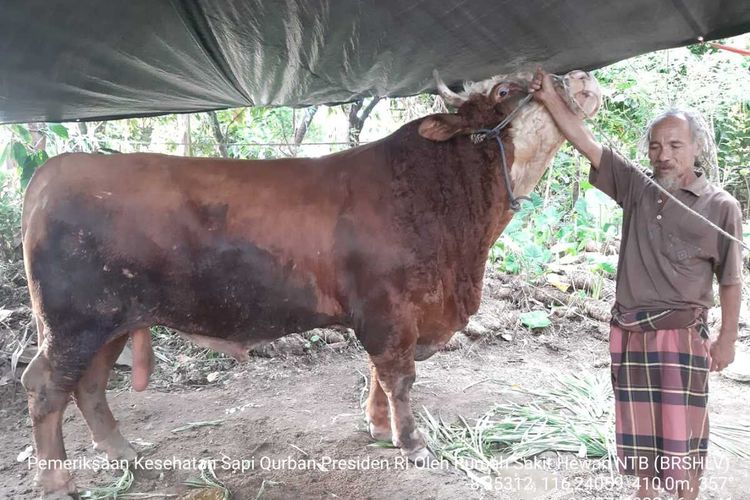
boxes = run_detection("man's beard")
[655,172,679,193]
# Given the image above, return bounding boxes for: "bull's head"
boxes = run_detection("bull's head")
[552,70,602,118]
[419,70,602,142]
[419,70,603,199]
[418,75,527,141]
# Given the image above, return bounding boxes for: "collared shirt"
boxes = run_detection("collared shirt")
[590,146,743,310]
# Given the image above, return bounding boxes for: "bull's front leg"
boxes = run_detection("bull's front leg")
[365,360,392,441]
[368,348,431,464]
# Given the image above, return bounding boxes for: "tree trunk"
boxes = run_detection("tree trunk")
[347,97,381,148]
[27,123,47,153]
[77,122,88,152]
[707,114,720,184]
[177,115,192,157]
[294,106,319,146]
[208,111,228,158]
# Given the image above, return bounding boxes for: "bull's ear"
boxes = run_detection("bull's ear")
[418,114,469,141]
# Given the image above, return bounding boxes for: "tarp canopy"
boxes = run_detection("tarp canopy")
[1,0,749,124]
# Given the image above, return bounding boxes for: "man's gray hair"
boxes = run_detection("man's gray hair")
[640,107,718,172]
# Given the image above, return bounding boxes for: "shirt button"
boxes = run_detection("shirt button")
[656,215,662,220]
[657,199,663,204]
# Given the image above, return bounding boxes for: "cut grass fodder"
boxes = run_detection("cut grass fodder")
[171,419,224,434]
[184,460,230,500]
[421,370,750,490]
[421,371,616,483]
[709,423,750,460]
[79,466,133,499]
[80,465,178,499]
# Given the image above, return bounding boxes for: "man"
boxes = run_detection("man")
[530,69,743,500]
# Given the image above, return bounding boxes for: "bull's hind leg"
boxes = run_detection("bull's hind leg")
[21,346,77,496]
[365,360,392,441]
[72,334,137,461]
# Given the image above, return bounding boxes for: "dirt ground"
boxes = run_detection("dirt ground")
[1,269,748,500]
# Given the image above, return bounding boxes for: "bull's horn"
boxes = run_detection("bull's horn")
[433,70,466,108]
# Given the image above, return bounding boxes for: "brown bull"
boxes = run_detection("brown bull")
[20,70,601,496]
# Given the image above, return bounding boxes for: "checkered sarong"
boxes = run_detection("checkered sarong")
[610,306,709,339]
[610,323,710,485]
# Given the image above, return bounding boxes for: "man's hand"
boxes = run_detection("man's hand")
[712,283,741,372]
[709,335,736,372]
[529,68,560,105]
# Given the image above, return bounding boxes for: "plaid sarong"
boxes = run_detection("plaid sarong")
[611,306,710,339]
[610,323,710,486]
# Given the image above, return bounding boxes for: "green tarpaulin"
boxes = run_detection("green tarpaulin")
[1,0,748,123]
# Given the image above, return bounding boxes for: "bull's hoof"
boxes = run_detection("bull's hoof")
[405,446,437,467]
[93,431,138,462]
[369,422,393,442]
[37,469,77,499]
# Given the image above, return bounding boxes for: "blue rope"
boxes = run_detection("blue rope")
[471,93,534,211]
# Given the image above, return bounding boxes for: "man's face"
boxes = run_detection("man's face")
[647,115,698,192]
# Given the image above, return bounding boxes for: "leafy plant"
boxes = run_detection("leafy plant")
[304,333,325,351]
[519,311,551,330]
[490,188,620,278]
[0,169,22,260]
[491,193,553,275]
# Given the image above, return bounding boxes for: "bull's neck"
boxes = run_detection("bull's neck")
[450,137,507,245]
[439,137,508,319]
[507,105,566,198]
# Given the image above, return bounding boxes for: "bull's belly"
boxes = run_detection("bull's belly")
[151,243,342,340]
[154,283,340,343]
[30,223,342,342]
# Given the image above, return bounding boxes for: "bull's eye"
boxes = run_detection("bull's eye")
[499,89,508,97]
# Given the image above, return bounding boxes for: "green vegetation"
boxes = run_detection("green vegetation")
[518,310,552,330]
[489,189,619,276]
[0,168,22,260]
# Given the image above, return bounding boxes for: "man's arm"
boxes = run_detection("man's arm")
[710,283,741,371]
[530,69,604,168]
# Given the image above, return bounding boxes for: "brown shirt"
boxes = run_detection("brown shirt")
[590,147,743,310]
